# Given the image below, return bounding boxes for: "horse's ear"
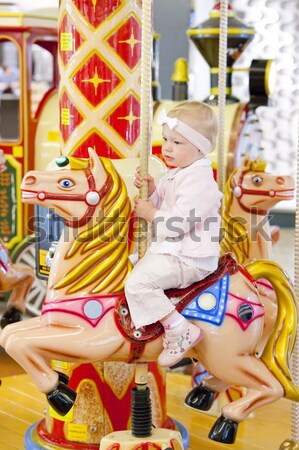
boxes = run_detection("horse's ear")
[87,147,107,179]
[239,154,251,169]
[231,154,251,190]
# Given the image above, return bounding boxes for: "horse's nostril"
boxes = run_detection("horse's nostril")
[276,177,284,185]
[24,175,36,185]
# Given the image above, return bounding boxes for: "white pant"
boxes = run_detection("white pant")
[125,251,209,329]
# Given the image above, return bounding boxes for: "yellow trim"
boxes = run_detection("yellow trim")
[67,423,88,443]
[0,11,57,28]
[210,87,231,95]
[23,13,57,21]
[47,131,60,142]
[265,60,273,96]
[12,146,23,158]
[187,28,255,36]
[0,12,24,27]
[5,155,23,250]
[211,160,217,171]
[0,11,57,20]
[22,33,29,175]
[22,32,29,228]
[232,67,250,72]
[210,67,232,74]
[210,11,235,18]
[152,81,159,87]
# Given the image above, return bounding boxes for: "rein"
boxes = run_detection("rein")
[36,169,112,228]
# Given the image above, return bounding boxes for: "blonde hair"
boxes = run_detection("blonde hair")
[167,101,218,149]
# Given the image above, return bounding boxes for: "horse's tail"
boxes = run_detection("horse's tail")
[245,259,299,402]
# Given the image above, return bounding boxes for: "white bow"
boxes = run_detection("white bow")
[157,108,178,129]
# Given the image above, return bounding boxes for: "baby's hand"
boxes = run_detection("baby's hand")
[134,167,156,196]
[134,198,156,223]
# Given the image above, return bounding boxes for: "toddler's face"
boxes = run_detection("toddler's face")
[161,125,202,168]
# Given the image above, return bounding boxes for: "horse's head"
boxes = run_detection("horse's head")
[21,148,112,228]
[228,155,294,214]
[0,149,7,173]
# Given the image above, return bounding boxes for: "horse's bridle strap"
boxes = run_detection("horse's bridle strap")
[37,171,112,228]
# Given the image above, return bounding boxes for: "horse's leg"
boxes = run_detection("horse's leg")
[3,322,124,392]
[0,316,41,347]
[209,356,284,444]
[185,374,230,411]
[5,265,35,313]
[3,316,126,416]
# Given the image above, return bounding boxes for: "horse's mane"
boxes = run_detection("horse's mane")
[220,169,249,264]
[221,160,266,264]
[54,157,133,295]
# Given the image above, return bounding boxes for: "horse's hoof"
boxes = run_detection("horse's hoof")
[209,414,238,444]
[185,384,216,411]
[47,382,76,416]
[56,371,69,385]
[0,307,23,329]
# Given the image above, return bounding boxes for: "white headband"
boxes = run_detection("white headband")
[157,108,212,155]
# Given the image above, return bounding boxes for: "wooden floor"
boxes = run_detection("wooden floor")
[0,349,292,450]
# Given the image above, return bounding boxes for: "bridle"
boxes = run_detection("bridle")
[231,169,293,215]
[35,164,112,228]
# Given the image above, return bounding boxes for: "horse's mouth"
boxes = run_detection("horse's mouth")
[274,189,294,199]
[22,190,38,200]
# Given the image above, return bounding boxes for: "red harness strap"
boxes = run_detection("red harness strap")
[114,253,239,362]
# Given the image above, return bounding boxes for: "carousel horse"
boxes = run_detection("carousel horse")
[0,149,35,328]
[221,155,294,265]
[186,155,295,411]
[221,156,294,351]
[1,149,298,444]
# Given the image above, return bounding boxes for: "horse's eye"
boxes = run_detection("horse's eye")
[59,179,74,188]
[252,175,263,185]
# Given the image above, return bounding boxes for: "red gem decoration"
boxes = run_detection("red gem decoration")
[106,93,140,148]
[72,0,123,30]
[72,131,120,159]
[106,15,141,71]
[72,52,123,108]
[60,90,84,144]
[59,13,85,67]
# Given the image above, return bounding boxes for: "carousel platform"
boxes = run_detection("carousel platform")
[0,345,291,450]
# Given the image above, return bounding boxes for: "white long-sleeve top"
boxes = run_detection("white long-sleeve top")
[149,158,223,270]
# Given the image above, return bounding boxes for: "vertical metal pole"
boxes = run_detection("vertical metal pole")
[217,0,228,202]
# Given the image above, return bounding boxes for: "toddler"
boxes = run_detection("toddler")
[125,101,223,367]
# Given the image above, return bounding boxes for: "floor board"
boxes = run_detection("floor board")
[0,367,292,450]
